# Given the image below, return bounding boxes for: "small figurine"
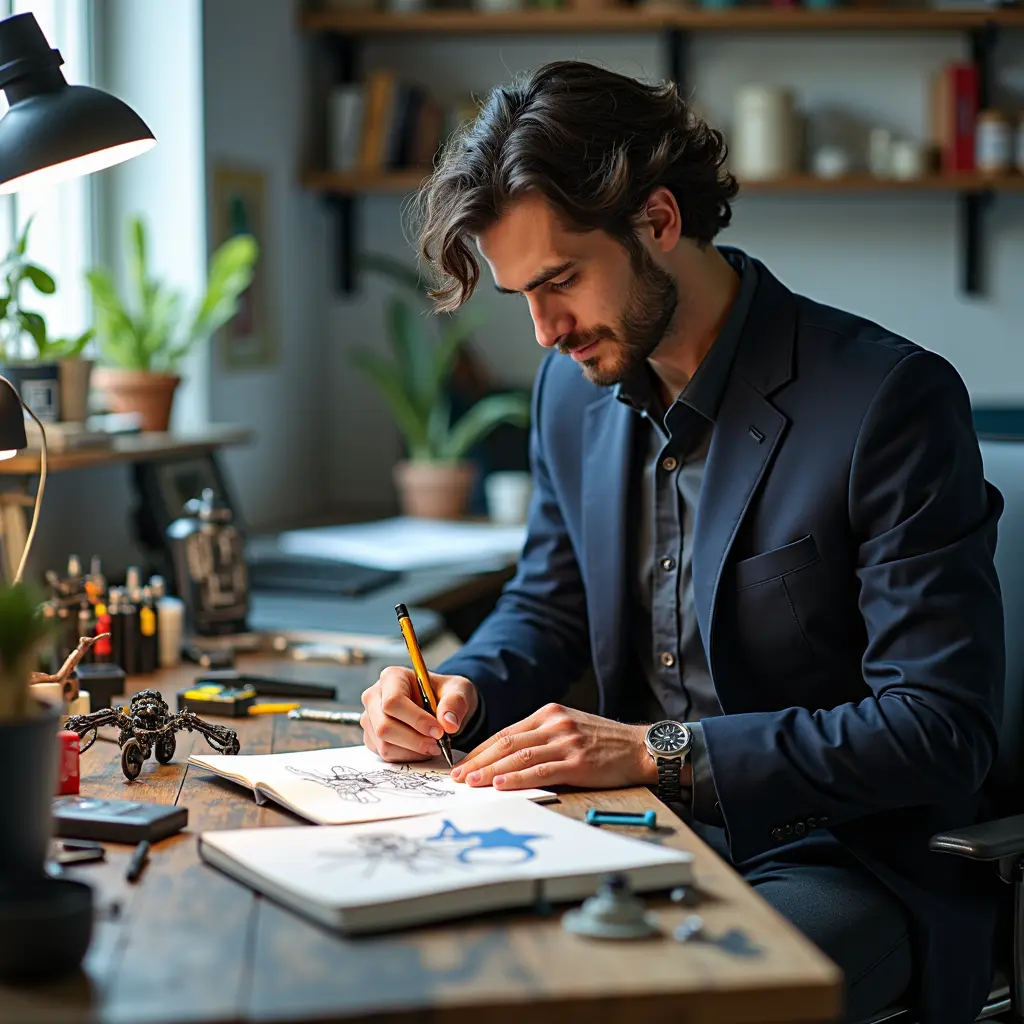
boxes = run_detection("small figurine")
[30,633,109,703]
[64,688,241,781]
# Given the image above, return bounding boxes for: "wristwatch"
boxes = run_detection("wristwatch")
[644,720,692,804]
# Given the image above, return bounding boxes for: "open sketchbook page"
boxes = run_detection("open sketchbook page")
[188,744,555,825]
[199,799,694,934]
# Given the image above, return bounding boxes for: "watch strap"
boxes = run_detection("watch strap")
[656,756,682,803]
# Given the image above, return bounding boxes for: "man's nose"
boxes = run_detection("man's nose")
[527,294,571,349]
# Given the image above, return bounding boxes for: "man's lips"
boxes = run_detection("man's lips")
[569,339,600,361]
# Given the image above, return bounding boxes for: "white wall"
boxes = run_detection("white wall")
[323,30,1024,509]
[202,0,331,529]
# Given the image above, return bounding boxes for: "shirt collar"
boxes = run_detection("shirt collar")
[615,248,758,426]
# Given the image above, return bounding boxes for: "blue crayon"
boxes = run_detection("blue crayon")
[585,808,657,829]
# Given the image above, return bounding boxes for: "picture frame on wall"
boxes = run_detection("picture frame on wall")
[211,164,276,370]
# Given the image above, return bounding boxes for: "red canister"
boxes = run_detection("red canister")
[57,730,80,795]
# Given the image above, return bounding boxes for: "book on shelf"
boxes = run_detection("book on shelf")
[198,798,695,935]
[188,743,556,826]
[931,61,979,173]
[327,70,445,177]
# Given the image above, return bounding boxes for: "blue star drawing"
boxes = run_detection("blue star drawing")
[427,820,547,865]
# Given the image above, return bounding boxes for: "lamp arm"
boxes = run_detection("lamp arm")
[8,381,46,585]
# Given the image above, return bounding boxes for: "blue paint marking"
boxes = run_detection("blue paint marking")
[427,820,547,864]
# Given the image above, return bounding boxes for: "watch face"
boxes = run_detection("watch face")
[646,721,690,756]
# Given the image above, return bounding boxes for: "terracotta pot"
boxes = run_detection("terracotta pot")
[92,368,180,433]
[393,460,477,519]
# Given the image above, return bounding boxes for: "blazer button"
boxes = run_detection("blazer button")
[783,825,793,837]
[662,456,678,472]
[794,822,806,836]
[806,818,816,830]
[818,816,829,826]
[771,828,783,842]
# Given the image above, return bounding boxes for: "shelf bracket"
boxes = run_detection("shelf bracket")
[322,32,359,295]
[970,20,998,110]
[326,194,357,295]
[665,28,689,95]
[960,189,993,297]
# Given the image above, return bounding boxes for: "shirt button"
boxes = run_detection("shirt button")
[771,828,783,842]
[660,651,676,668]
[660,557,676,571]
[661,456,678,472]
[794,822,806,836]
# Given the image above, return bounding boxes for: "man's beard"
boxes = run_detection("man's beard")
[558,249,678,387]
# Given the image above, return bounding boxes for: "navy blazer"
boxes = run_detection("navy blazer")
[438,256,1005,1022]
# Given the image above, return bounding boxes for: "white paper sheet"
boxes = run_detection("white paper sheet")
[274,517,527,571]
[189,744,554,825]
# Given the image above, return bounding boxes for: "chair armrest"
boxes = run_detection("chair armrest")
[930,813,1024,861]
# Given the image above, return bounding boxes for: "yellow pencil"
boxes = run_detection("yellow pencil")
[395,603,454,769]
[247,703,301,716]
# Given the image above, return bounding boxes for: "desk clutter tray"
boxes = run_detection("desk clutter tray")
[178,683,257,717]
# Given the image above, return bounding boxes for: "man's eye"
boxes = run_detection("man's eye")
[550,275,577,291]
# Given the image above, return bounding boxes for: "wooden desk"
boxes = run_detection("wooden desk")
[5,660,842,1024]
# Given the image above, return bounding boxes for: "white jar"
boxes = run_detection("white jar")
[731,86,797,181]
[976,110,1011,174]
[889,139,925,180]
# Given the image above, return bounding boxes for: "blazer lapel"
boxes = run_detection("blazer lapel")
[581,392,636,704]
[692,262,798,662]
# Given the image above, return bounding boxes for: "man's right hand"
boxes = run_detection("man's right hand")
[360,666,479,762]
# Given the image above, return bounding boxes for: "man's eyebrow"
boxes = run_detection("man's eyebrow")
[495,261,574,295]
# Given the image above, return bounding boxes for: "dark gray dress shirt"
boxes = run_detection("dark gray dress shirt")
[615,250,758,824]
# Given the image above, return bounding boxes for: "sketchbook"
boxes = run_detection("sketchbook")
[188,744,555,826]
[198,799,694,934]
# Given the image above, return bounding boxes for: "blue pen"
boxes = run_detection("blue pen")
[585,809,657,829]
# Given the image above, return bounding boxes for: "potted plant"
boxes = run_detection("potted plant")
[352,253,531,519]
[0,217,63,424]
[0,581,61,881]
[86,214,259,432]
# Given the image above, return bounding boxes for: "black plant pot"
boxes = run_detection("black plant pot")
[0,361,61,423]
[0,701,94,983]
[0,700,60,877]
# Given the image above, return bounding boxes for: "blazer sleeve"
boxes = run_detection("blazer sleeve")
[700,349,1004,863]
[435,356,592,733]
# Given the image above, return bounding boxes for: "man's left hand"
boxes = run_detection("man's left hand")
[450,703,658,791]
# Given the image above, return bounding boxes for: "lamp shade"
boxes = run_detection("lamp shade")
[0,12,155,195]
[0,374,26,460]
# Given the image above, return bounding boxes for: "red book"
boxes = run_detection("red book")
[932,62,979,173]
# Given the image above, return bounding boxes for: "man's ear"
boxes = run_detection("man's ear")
[639,186,682,253]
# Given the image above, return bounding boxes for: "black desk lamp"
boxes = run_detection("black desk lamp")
[0,10,154,584]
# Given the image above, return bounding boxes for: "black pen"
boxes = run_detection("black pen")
[126,839,150,883]
[395,604,454,769]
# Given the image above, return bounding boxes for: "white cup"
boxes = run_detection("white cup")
[484,471,533,526]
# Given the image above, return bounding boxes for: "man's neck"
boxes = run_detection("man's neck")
[648,246,742,408]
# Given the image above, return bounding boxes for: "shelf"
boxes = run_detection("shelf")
[304,169,1024,196]
[302,6,1024,35]
[0,425,254,475]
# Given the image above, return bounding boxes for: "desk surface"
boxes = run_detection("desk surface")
[6,659,842,1024]
[0,424,253,474]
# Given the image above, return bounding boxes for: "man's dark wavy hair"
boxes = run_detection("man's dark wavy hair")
[412,60,738,313]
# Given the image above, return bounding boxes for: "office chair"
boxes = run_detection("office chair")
[859,437,1024,1023]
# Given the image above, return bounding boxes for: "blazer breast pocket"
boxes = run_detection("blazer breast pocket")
[732,535,821,682]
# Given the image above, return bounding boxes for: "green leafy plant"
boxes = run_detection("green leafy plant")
[0,582,57,720]
[85,214,259,373]
[0,217,59,364]
[351,253,530,463]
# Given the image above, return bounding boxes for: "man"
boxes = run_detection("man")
[360,60,1004,1022]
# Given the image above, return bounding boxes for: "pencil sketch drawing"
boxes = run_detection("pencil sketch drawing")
[285,763,452,804]
[318,820,549,878]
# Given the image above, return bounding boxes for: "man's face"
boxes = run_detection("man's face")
[478,193,678,387]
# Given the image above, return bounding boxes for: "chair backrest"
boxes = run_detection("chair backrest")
[979,439,1024,798]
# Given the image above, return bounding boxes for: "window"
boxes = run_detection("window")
[4,0,95,355]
